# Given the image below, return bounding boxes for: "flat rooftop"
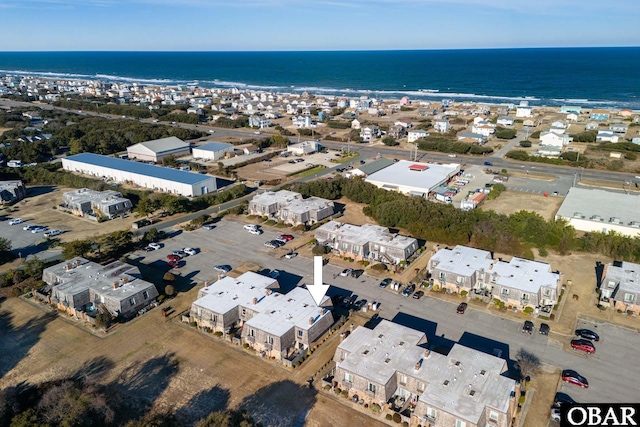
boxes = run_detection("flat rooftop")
[316,221,417,250]
[281,197,333,215]
[430,245,493,277]
[605,261,640,295]
[493,257,559,293]
[365,160,460,193]
[194,142,234,152]
[250,190,301,206]
[244,286,331,337]
[64,153,213,185]
[556,187,640,229]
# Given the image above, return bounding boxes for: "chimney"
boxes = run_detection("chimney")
[424,349,431,358]
[74,259,81,267]
[113,281,119,289]
[253,297,258,305]
[265,289,272,296]
[415,359,423,370]
[309,317,314,325]
[489,263,494,270]
[65,263,72,271]
[123,277,129,284]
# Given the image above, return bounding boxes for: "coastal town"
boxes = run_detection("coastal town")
[1,72,640,427]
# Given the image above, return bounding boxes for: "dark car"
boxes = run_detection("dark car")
[270,240,285,248]
[539,323,550,335]
[522,320,534,334]
[456,302,468,314]
[412,290,425,300]
[570,339,596,354]
[553,392,576,408]
[562,370,589,388]
[484,161,493,166]
[402,284,416,297]
[353,299,367,310]
[379,278,392,288]
[350,269,364,278]
[575,328,599,342]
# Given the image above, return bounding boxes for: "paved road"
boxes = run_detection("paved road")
[136,217,640,405]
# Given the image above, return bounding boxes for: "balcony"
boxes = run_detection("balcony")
[245,336,255,343]
[342,381,352,389]
[365,390,376,398]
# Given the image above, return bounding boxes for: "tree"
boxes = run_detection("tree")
[519,140,532,147]
[95,309,112,329]
[495,127,517,139]
[0,237,10,253]
[62,239,92,260]
[23,257,45,278]
[515,348,541,384]
[382,136,398,146]
[134,197,157,218]
[164,283,175,296]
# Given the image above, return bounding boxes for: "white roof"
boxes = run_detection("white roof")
[282,197,333,215]
[193,272,279,315]
[365,160,461,194]
[127,136,188,155]
[492,257,559,293]
[430,245,493,277]
[605,261,640,294]
[556,188,640,231]
[244,286,330,337]
[316,221,417,251]
[250,190,301,206]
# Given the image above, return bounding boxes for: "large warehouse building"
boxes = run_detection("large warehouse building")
[364,160,461,197]
[555,187,640,237]
[192,142,235,161]
[127,136,191,162]
[62,153,216,197]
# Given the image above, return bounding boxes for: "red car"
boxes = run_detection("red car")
[562,370,589,388]
[279,234,294,242]
[167,254,181,262]
[570,339,595,354]
[168,260,183,269]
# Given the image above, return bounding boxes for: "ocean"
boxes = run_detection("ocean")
[0,48,639,109]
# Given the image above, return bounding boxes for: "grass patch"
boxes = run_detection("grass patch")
[335,152,361,164]
[291,165,327,178]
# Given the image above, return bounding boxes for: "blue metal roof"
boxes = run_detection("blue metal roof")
[194,142,233,152]
[65,153,211,185]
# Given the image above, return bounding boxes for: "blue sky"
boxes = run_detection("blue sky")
[1,0,639,51]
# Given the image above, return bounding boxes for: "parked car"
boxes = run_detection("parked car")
[379,278,392,288]
[350,269,364,278]
[551,408,561,422]
[8,218,23,225]
[562,370,589,388]
[278,234,294,242]
[553,392,576,408]
[539,323,550,335]
[213,265,232,273]
[166,254,181,262]
[269,270,280,279]
[264,241,276,249]
[412,290,425,299]
[249,228,263,235]
[243,224,258,231]
[147,242,162,250]
[23,224,39,231]
[31,226,48,233]
[284,252,298,259]
[353,299,367,310]
[271,240,285,248]
[183,247,198,256]
[484,161,493,166]
[172,250,187,258]
[340,268,353,277]
[456,302,468,314]
[575,328,599,342]
[167,260,183,269]
[522,320,534,334]
[44,229,62,238]
[402,284,416,297]
[570,339,596,354]
[203,224,215,230]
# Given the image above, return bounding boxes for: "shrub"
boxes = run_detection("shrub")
[164,284,175,296]
[538,247,549,257]
[523,307,534,315]
[460,290,468,297]
[386,414,393,421]
[243,343,250,349]
[189,321,197,327]
[625,152,638,160]
[334,387,342,395]
[371,403,381,413]
[214,331,223,338]
[312,245,330,255]
[157,295,165,303]
[340,390,349,398]
[519,140,532,147]
[393,413,402,423]
[402,422,409,427]
[370,263,388,272]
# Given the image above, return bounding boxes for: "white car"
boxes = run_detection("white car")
[208,129,215,134]
[448,154,457,158]
[284,252,298,259]
[254,131,261,135]
[23,224,38,231]
[248,228,263,235]
[43,229,62,238]
[147,242,162,250]
[183,247,198,256]
[8,218,23,225]
[340,268,353,277]
[31,226,47,233]
[244,224,258,231]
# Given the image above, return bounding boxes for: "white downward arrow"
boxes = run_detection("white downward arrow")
[308,256,330,306]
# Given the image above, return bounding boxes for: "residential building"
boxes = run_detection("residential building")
[560,106,582,114]
[62,153,216,197]
[389,125,407,139]
[609,123,629,134]
[242,145,260,155]
[360,125,380,141]
[566,112,579,122]
[351,119,361,130]
[407,129,430,143]
[515,105,532,118]
[43,257,159,320]
[192,142,235,161]
[365,160,461,198]
[0,180,26,205]
[522,119,538,127]
[550,121,567,134]
[555,188,640,237]
[497,117,514,126]
[315,221,418,264]
[190,272,333,361]
[248,190,334,226]
[471,122,495,137]
[599,261,640,314]
[428,245,560,310]
[62,188,133,220]
[590,110,611,121]
[585,121,600,131]
[457,132,487,144]
[596,131,620,143]
[249,115,271,129]
[334,320,518,427]
[433,119,451,133]
[539,131,572,147]
[292,115,313,128]
[287,141,319,156]
[127,136,191,162]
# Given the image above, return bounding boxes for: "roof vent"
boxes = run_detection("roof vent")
[469,389,476,396]
[443,380,450,387]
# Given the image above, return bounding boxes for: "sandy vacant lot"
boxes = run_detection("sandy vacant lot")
[480,190,564,221]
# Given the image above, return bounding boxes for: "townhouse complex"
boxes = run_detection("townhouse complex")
[599,260,640,314]
[334,320,518,427]
[248,190,335,227]
[315,221,418,265]
[427,245,560,311]
[61,188,133,220]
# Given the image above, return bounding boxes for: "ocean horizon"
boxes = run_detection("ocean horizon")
[1,47,639,109]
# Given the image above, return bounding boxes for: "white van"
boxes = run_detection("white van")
[7,160,22,168]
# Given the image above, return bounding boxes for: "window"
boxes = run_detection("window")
[426,408,437,418]
[250,329,255,337]
[399,374,407,385]
[367,382,376,393]
[129,298,136,306]
[439,272,446,280]
[342,243,349,250]
[353,245,359,254]
[298,330,303,337]
[212,315,218,322]
[544,288,551,296]
[417,382,425,392]
[197,308,202,316]
[624,293,635,303]
[456,276,463,284]
[501,288,509,296]
[522,293,529,301]
[380,246,386,253]
[340,351,347,361]
[268,336,274,344]
[455,420,466,427]
[143,291,149,299]
[241,308,246,316]
[489,411,499,422]
[344,373,353,382]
